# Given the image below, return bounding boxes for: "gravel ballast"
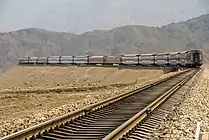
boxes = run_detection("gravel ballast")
[152,68,209,140]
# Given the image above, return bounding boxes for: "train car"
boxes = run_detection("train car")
[37,57,48,64]
[48,56,60,64]
[192,49,203,67]
[74,56,89,64]
[60,56,74,64]
[89,56,104,64]
[185,50,203,67]
[179,51,188,66]
[28,57,38,64]
[104,55,122,65]
[140,54,155,65]
[18,49,203,68]
[168,52,180,66]
[122,54,139,65]
[155,53,169,66]
[19,57,30,64]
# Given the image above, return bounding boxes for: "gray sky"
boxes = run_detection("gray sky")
[0,0,209,33]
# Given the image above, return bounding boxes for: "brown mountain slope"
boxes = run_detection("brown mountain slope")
[0,14,209,72]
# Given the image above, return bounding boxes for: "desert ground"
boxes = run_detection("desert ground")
[0,66,163,90]
[0,65,166,136]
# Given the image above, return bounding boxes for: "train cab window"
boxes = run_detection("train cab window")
[193,52,200,63]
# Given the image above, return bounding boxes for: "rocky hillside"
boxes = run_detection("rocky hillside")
[0,14,209,72]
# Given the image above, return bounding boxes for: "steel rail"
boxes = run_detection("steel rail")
[103,69,198,140]
[2,69,191,140]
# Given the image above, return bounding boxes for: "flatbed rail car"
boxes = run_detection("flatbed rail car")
[19,49,203,68]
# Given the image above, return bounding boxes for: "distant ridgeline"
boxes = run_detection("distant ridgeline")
[19,50,203,68]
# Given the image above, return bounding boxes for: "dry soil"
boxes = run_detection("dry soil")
[0,66,165,136]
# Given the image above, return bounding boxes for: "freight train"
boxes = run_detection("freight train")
[19,50,203,68]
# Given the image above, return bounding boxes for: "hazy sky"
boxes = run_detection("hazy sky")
[0,0,209,33]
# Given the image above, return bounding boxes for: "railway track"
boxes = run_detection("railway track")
[105,69,199,140]
[2,69,199,140]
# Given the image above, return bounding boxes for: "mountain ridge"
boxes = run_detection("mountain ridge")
[0,14,209,72]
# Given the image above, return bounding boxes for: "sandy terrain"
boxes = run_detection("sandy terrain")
[0,66,165,137]
[0,66,163,90]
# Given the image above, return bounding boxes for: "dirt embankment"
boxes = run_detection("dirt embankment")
[0,66,163,91]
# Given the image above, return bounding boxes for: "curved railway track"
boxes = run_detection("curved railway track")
[2,69,199,140]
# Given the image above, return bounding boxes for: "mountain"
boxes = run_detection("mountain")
[1,14,209,72]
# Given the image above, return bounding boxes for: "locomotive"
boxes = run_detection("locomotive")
[19,50,203,68]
